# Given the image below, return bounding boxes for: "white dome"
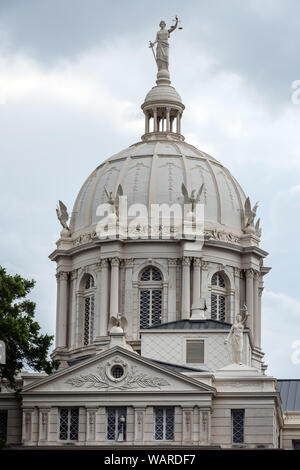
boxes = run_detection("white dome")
[144,85,182,104]
[70,139,246,237]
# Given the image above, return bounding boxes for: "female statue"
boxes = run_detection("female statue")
[149,16,179,72]
[224,305,248,364]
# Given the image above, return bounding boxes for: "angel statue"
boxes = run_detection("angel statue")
[243,197,259,233]
[181,183,204,216]
[149,16,179,73]
[224,305,249,365]
[104,184,123,218]
[56,200,70,232]
[108,313,128,334]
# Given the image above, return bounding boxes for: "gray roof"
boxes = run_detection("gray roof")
[277,380,300,411]
[142,319,234,330]
[149,359,205,373]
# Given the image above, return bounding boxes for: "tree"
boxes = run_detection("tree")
[0,266,59,390]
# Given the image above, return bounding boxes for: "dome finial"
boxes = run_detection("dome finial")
[149,16,180,85]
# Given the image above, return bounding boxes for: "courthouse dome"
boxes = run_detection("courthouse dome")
[70,139,246,236]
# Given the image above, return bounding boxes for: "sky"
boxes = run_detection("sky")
[0,0,300,378]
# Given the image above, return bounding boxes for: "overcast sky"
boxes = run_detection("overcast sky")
[1,0,300,378]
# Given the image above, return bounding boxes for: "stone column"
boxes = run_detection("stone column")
[192,258,201,305]
[22,409,34,444]
[110,257,120,317]
[38,408,50,444]
[145,112,150,133]
[69,270,78,348]
[99,259,109,336]
[124,258,134,338]
[234,267,241,319]
[168,259,177,322]
[200,260,209,312]
[86,408,97,442]
[253,271,259,348]
[246,268,254,333]
[199,409,210,445]
[55,271,69,349]
[258,284,264,349]
[182,407,193,444]
[153,108,158,132]
[176,111,180,134]
[166,107,171,132]
[134,407,146,443]
[181,257,191,320]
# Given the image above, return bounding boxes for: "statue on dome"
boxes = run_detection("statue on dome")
[243,197,259,234]
[224,304,248,365]
[149,16,180,73]
[104,184,123,218]
[181,182,204,217]
[56,200,70,234]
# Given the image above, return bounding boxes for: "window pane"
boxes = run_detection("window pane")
[70,409,79,441]
[152,268,162,281]
[140,290,150,328]
[107,408,116,440]
[211,293,217,320]
[165,408,174,440]
[107,408,127,441]
[152,290,162,326]
[186,340,204,363]
[141,268,151,281]
[232,410,244,444]
[59,409,69,440]
[84,297,90,345]
[218,295,225,322]
[155,408,164,440]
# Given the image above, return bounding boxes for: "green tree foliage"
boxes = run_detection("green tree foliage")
[0,266,59,390]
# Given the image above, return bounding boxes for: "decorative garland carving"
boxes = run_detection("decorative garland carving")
[66,364,169,390]
[205,229,240,245]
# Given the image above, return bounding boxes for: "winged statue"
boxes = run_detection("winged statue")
[108,313,128,333]
[243,197,259,231]
[56,200,70,231]
[255,218,262,237]
[181,183,204,213]
[104,184,123,217]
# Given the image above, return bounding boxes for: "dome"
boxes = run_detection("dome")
[70,139,246,239]
[144,85,183,105]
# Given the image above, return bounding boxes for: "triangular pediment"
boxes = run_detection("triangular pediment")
[22,347,215,394]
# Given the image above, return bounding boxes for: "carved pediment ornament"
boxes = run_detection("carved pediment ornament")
[66,360,170,391]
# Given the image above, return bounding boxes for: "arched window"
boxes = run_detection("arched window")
[83,274,95,345]
[139,267,163,329]
[211,272,226,322]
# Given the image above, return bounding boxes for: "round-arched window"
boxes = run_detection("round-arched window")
[211,272,226,322]
[139,267,163,329]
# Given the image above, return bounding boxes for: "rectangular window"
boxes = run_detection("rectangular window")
[186,340,204,363]
[231,409,244,444]
[154,407,174,441]
[59,408,79,441]
[0,410,7,442]
[106,407,127,441]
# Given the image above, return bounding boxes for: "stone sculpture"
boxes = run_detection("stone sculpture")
[224,305,249,364]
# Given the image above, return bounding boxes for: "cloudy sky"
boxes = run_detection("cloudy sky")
[1,0,300,378]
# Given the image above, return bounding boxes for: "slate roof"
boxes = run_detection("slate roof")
[278,380,300,411]
[150,359,205,373]
[142,319,234,330]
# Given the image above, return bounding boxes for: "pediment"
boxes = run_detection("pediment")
[22,346,215,394]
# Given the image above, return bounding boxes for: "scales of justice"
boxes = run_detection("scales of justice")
[149,16,182,84]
